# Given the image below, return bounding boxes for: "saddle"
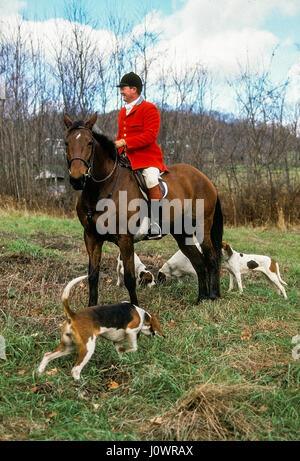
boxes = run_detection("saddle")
[118,154,168,200]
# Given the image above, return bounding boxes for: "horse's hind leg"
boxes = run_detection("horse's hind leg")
[84,231,103,306]
[118,234,138,306]
[201,240,221,300]
[173,235,208,302]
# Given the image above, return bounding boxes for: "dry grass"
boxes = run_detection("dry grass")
[141,383,271,441]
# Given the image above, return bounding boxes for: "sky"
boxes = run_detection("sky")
[1,0,300,115]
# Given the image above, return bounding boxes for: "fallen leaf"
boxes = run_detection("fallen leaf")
[265,423,272,432]
[18,369,26,375]
[93,403,100,409]
[150,417,163,425]
[106,278,113,284]
[240,331,252,341]
[166,319,175,327]
[30,386,38,393]
[107,380,119,390]
[47,411,57,419]
[45,368,58,376]
[258,405,268,413]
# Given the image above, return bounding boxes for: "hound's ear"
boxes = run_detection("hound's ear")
[151,314,166,338]
[222,241,233,257]
[85,113,98,130]
[64,114,73,129]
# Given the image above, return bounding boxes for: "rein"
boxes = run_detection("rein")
[67,126,118,183]
[67,125,121,222]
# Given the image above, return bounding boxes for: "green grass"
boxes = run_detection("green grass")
[5,239,63,260]
[0,209,299,441]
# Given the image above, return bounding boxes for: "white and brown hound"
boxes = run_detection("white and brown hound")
[117,253,155,288]
[157,242,202,282]
[221,241,287,298]
[38,275,164,380]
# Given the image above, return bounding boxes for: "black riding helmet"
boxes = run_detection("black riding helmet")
[116,72,143,93]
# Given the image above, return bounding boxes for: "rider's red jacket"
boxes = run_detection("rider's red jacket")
[116,99,168,172]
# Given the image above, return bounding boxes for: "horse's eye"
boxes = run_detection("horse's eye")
[88,141,93,146]
[65,142,68,147]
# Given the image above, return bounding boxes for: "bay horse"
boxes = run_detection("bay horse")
[64,113,223,307]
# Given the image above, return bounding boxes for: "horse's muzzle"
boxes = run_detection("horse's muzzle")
[69,174,87,190]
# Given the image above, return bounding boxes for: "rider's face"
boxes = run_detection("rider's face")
[120,86,138,103]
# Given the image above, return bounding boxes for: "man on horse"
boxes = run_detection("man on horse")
[115,72,168,238]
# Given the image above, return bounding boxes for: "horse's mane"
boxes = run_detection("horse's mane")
[68,120,117,161]
[92,131,117,161]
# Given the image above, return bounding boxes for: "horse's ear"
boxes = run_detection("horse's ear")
[64,114,73,129]
[85,113,98,130]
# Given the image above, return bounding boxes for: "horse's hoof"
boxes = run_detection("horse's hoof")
[197,296,209,303]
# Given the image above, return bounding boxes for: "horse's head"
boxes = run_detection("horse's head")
[64,113,98,190]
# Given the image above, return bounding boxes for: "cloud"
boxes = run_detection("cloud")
[157,0,300,75]
[1,0,300,111]
[0,0,26,17]
[164,0,300,35]
[286,59,300,105]
[160,26,278,76]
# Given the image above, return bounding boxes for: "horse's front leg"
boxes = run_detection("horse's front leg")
[84,231,103,306]
[118,234,138,306]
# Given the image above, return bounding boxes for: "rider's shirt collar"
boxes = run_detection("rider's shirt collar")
[125,95,144,115]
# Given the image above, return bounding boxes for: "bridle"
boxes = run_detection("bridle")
[67,126,118,184]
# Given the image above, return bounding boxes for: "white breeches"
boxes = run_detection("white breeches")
[142,167,160,189]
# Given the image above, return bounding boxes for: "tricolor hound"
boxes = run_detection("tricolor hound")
[38,275,164,380]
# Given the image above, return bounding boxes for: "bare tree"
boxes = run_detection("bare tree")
[130,10,161,100]
[51,0,100,118]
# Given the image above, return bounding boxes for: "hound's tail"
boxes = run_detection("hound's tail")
[62,275,88,320]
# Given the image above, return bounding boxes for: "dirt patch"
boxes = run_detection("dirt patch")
[0,253,33,265]
[31,231,82,252]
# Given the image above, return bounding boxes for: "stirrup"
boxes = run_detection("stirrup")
[145,222,162,240]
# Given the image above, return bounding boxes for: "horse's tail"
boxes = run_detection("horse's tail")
[211,195,223,263]
[62,275,88,320]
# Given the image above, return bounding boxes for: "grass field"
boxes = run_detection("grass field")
[0,208,299,441]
